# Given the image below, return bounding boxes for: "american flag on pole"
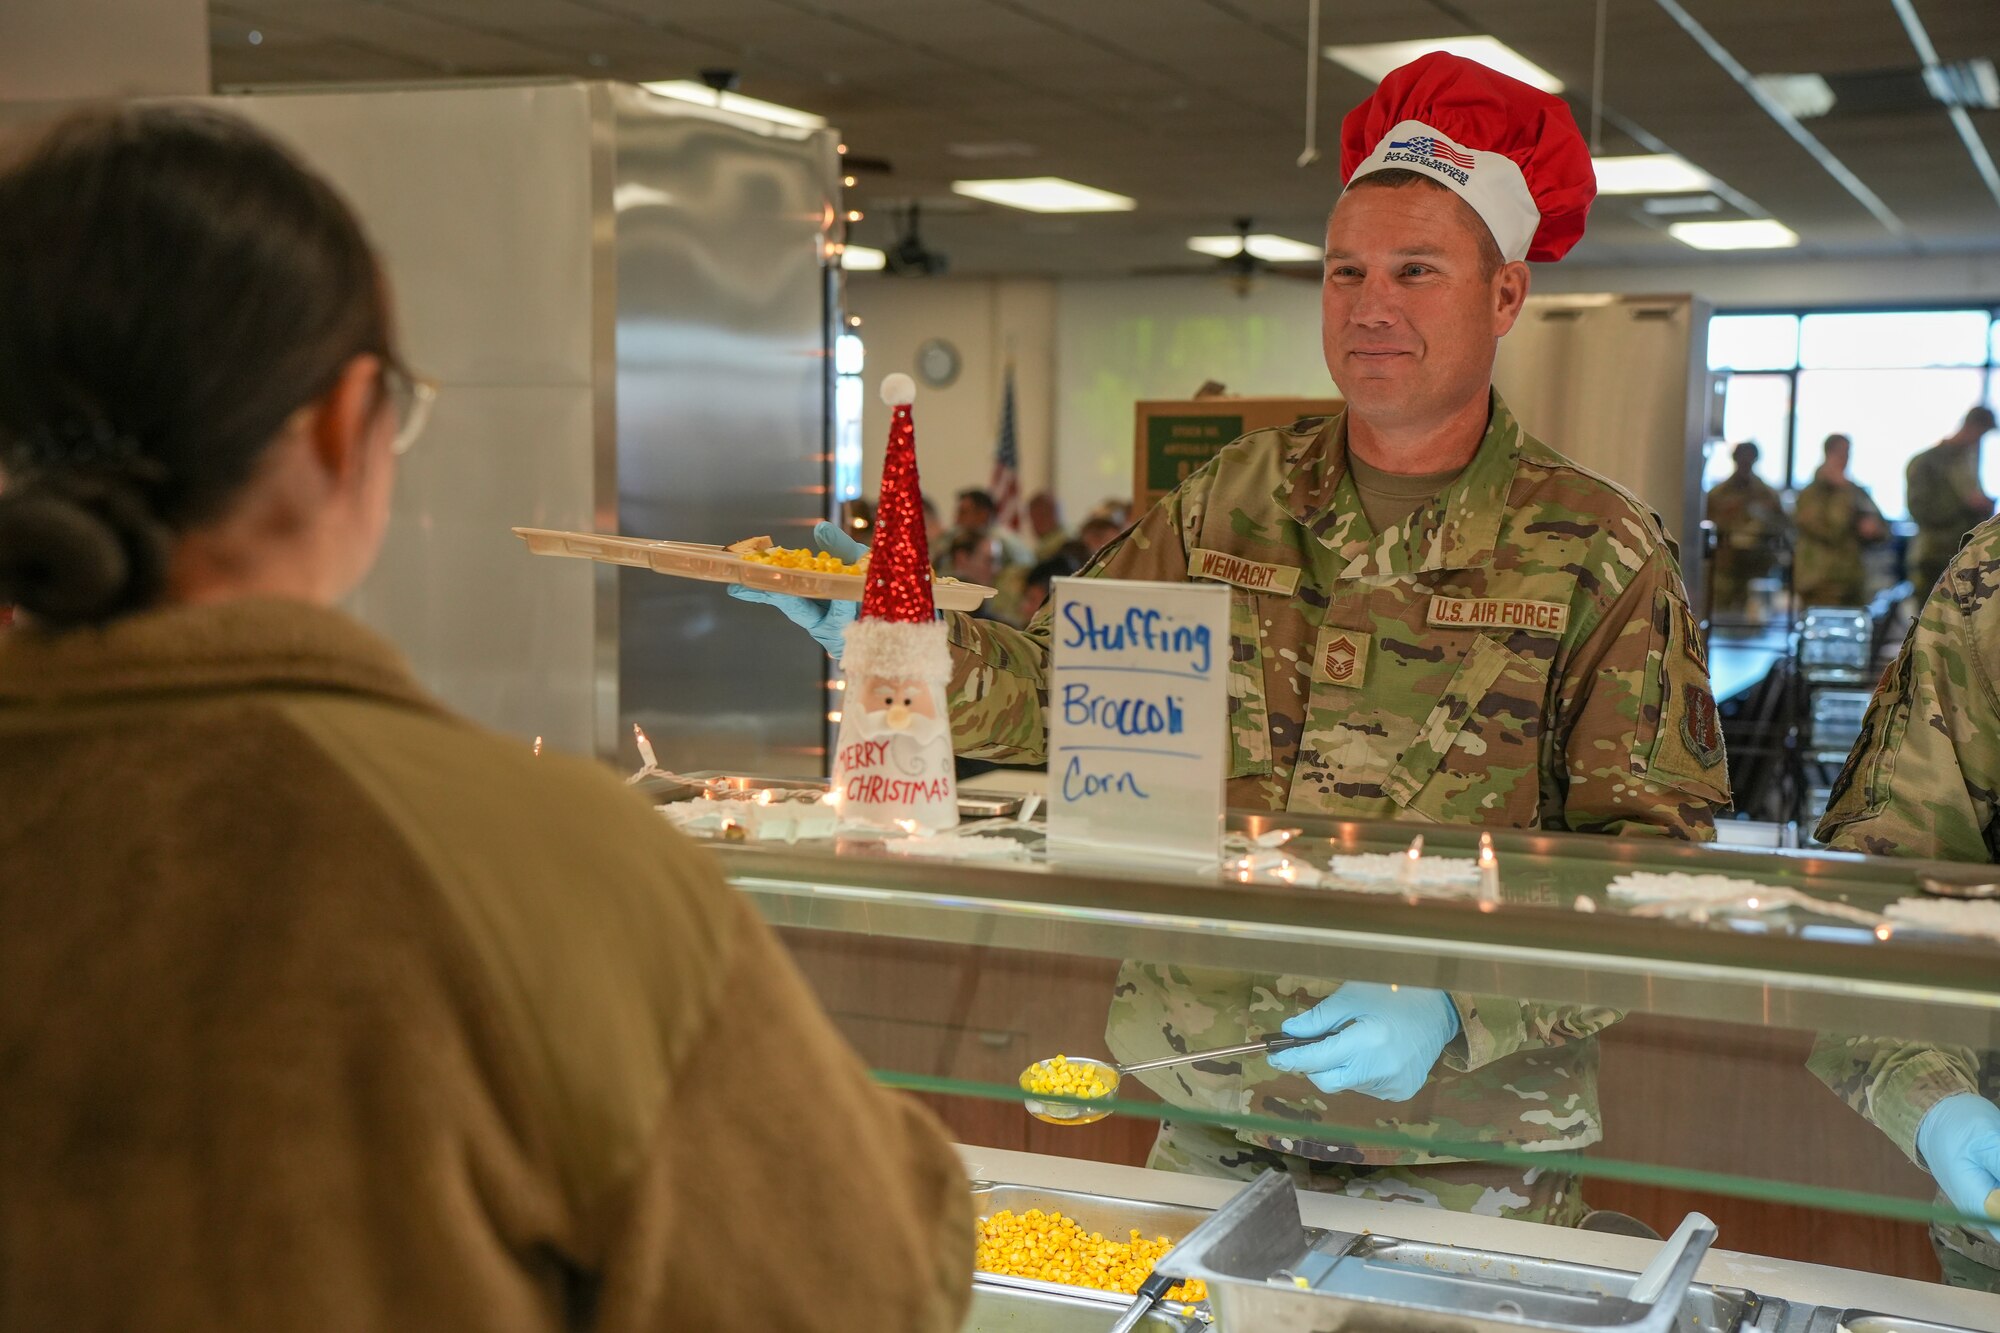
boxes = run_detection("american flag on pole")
[989,363,1021,530]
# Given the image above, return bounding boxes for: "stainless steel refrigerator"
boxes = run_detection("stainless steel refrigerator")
[223,80,840,774]
[1494,293,1715,609]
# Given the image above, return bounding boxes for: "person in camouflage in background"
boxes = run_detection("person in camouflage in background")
[1905,406,1996,599]
[945,56,1732,1225]
[1793,433,1887,607]
[1813,516,2000,1290]
[1704,441,1790,615]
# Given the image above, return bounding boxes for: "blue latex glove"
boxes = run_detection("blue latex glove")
[727,520,867,660]
[1267,982,1462,1102]
[1917,1093,2000,1242]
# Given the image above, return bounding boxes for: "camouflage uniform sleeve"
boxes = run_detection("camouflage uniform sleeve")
[1552,550,1730,840]
[946,481,1199,762]
[1807,1031,1982,1164]
[1811,534,2000,1166]
[1815,536,2000,861]
[1442,994,1622,1073]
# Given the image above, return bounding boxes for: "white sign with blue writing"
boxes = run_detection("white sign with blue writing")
[1047,576,1228,865]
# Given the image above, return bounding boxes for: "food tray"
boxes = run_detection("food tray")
[969,1182,1216,1245]
[967,1181,1333,1318]
[1153,1171,1753,1333]
[1804,1313,1985,1333]
[964,1275,1197,1332]
[968,1183,1219,1314]
[511,526,996,612]
[1329,1235,1778,1333]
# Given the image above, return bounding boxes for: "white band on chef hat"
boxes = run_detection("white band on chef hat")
[1347,119,1540,263]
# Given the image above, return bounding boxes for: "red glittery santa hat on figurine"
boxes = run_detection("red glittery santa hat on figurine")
[831,373,958,832]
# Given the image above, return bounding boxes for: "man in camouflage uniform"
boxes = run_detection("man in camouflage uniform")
[1704,442,1789,615]
[1813,517,2000,1289]
[1906,406,1996,598]
[742,55,1730,1223]
[942,59,1732,1223]
[1794,433,1887,607]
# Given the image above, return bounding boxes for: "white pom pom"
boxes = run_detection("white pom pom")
[880,373,916,406]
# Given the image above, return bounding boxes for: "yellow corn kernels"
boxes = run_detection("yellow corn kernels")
[1020,1054,1113,1100]
[738,546,868,576]
[975,1208,1206,1303]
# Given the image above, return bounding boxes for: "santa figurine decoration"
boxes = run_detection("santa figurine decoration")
[830,373,958,833]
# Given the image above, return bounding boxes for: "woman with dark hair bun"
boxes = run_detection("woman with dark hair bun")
[0,106,970,1332]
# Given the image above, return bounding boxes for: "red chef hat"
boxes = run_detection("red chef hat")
[1339,51,1595,263]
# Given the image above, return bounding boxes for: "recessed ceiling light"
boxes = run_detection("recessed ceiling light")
[839,245,886,271]
[947,141,1039,160]
[640,80,826,130]
[1668,219,1800,251]
[1641,194,1724,216]
[950,177,1135,213]
[1187,234,1322,263]
[1592,153,1714,195]
[1324,37,1563,94]
[1753,73,1836,119]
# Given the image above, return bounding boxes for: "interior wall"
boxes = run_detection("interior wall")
[1054,276,1332,518]
[0,0,209,102]
[849,254,2000,523]
[1541,252,2000,307]
[844,276,1057,525]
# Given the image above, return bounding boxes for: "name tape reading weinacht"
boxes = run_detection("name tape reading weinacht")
[1188,547,1301,596]
[1048,578,1228,863]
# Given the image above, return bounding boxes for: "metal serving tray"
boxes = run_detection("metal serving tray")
[1153,1172,1772,1333]
[963,1276,1198,1332]
[1803,1312,1985,1333]
[1331,1236,1783,1333]
[968,1183,1215,1325]
[969,1182,1216,1242]
[967,1181,1331,1321]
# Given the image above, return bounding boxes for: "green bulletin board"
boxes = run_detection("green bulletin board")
[1145,414,1243,493]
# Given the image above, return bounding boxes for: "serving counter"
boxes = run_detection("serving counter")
[671,792,2000,1325]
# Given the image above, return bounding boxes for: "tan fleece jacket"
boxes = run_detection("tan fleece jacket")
[0,598,971,1333]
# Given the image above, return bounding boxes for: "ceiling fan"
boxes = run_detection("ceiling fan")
[1131,217,1322,295]
[883,202,950,276]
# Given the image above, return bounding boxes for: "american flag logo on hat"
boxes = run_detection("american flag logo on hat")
[1390,135,1475,169]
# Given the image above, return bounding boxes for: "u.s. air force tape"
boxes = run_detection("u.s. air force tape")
[1188,547,1301,596]
[1426,597,1569,635]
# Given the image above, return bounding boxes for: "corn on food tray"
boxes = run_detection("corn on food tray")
[511,526,996,612]
[976,1207,1207,1304]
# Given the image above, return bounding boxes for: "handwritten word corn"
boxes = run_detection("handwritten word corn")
[738,546,868,576]
[1021,1055,1113,1100]
[976,1208,1206,1303]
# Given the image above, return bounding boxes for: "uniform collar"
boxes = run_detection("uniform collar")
[0,596,438,713]
[1279,390,1521,577]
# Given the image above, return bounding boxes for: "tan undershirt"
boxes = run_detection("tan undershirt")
[1346,451,1467,535]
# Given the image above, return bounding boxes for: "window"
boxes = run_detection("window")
[1794,368,1987,517]
[1707,315,1798,373]
[1707,308,2000,517]
[833,331,865,503]
[1798,310,1992,370]
[1702,373,1791,492]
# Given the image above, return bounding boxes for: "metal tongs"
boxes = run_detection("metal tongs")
[1117,1031,1323,1076]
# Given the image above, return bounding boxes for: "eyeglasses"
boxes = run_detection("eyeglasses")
[381,362,439,456]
